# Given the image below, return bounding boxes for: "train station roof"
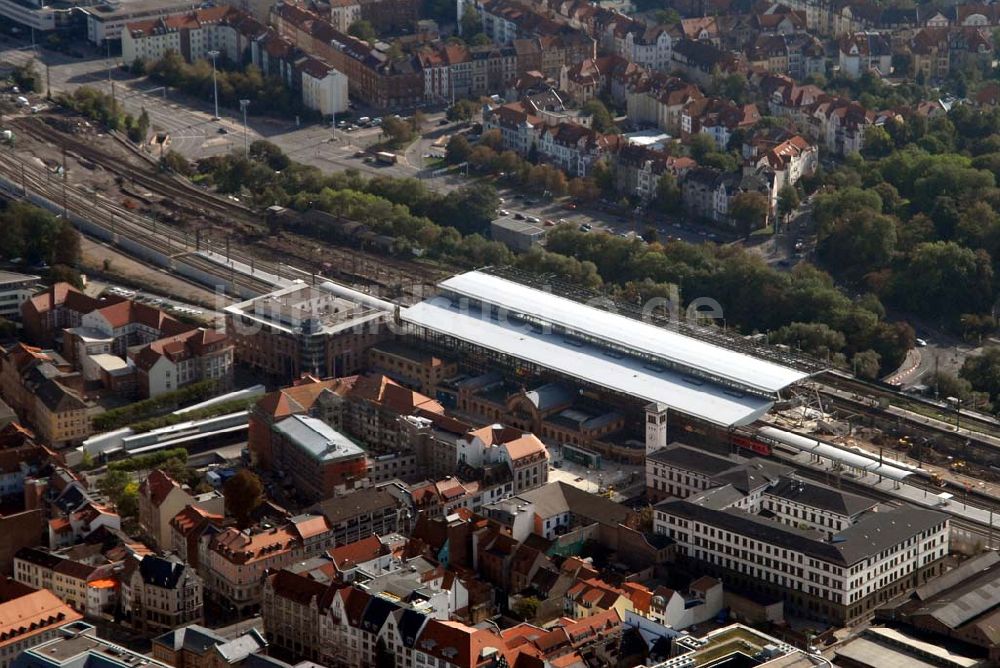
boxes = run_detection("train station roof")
[436,271,810,395]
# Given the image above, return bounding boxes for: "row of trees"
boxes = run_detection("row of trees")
[191,140,913,376]
[144,51,315,119]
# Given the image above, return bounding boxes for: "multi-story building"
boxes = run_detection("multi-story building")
[366,342,458,397]
[271,3,424,109]
[270,414,369,502]
[653,458,950,625]
[138,470,225,548]
[0,584,82,668]
[457,425,548,494]
[12,621,171,668]
[13,548,117,617]
[0,344,88,448]
[224,281,390,383]
[168,505,224,570]
[151,624,268,668]
[24,283,231,401]
[838,31,892,78]
[311,486,405,547]
[130,328,233,398]
[200,515,333,613]
[0,273,39,323]
[121,6,248,64]
[681,167,772,226]
[121,554,204,633]
[20,284,102,348]
[328,0,360,32]
[81,0,207,44]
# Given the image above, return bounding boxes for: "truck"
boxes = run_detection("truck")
[375,151,398,165]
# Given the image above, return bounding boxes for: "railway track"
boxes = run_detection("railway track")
[0,149,276,297]
[9,115,447,293]
[818,369,1000,438]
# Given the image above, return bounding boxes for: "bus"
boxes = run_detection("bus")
[375,151,398,165]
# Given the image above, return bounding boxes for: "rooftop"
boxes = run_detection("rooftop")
[225,281,390,336]
[0,271,40,288]
[429,270,808,394]
[402,299,774,427]
[273,414,366,463]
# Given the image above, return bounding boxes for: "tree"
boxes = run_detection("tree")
[348,19,377,42]
[852,350,881,380]
[47,265,83,289]
[410,110,426,133]
[928,371,973,401]
[893,242,993,323]
[223,469,264,528]
[381,115,414,149]
[776,184,800,226]
[568,177,600,202]
[653,173,681,213]
[445,134,472,163]
[688,133,717,162]
[730,192,769,235]
[53,220,80,267]
[12,62,40,93]
[581,99,615,133]
[447,99,479,123]
[817,210,896,280]
[961,347,1000,401]
[512,596,541,620]
[459,2,482,36]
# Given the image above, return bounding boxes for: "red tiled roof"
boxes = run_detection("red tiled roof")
[328,535,387,570]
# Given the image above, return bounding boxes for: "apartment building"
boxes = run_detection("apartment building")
[457,425,548,495]
[311,486,404,547]
[13,548,117,617]
[120,554,203,632]
[169,505,225,570]
[138,470,225,548]
[271,3,424,109]
[0,581,82,668]
[121,6,249,64]
[201,515,334,614]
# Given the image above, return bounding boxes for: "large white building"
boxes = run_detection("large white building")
[652,452,950,625]
[401,269,812,432]
[0,272,39,322]
[300,60,349,116]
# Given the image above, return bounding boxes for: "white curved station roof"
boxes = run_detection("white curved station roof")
[438,271,810,395]
[402,298,775,427]
[758,426,916,481]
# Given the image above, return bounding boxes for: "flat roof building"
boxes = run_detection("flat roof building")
[11,621,162,668]
[401,269,812,428]
[0,272,40,323]
[490,218,546,252]
[270,414,369,502]
[225,281,391,382]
